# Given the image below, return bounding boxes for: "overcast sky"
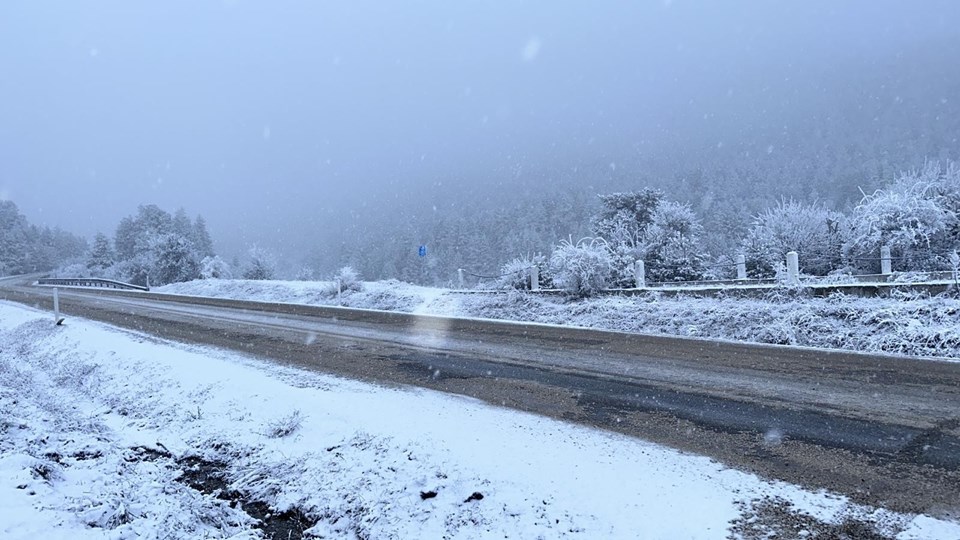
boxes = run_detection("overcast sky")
[1,0,957,258]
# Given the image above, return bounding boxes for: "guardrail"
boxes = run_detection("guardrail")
[37,277,150,292]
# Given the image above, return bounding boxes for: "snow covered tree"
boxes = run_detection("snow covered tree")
[200,255,232,279]
[172,208,193,238]
[592,189,664,245]
[192,215,215,258]
[549,237,612,297]
[0,201,30,275]
[86,232,115,273]
[742,199,843,277]
[152,234,201,285]
[643,201,707,282]
[242,245,276,280]
[843,162,959,272]
[591,189,664,286]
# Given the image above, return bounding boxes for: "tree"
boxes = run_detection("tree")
[87,232,115,273]
[242,245,276,280]
[643,201,707,282]
[192,216,215,258]
[843,162,959,272]
[592,189,664,248]
[153,234,201,285]
[0,201,30,275]
[591,189,665,286]
[742,199,842,277]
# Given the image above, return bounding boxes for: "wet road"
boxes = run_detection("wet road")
[2,276,959,517]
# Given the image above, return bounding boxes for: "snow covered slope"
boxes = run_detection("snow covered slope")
[2,301,956,538]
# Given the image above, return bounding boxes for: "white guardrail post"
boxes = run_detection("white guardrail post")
[880,245,892,275]
[530,266,540,291]
[736,254,747,280]
[53,287,63,325]
[458,268,465,289]
[786,251,800,285]
[635,260,646,288]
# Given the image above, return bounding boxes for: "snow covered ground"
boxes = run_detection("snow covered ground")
[157,279,960,359]
[3,301,958,539]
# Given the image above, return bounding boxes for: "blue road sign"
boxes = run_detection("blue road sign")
[418,245,427,257]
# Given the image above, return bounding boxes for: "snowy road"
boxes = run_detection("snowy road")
[2,276,959,517]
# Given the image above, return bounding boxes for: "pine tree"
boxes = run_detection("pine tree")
[191,215,215,258]
[153,234,200,285]
[87,232,115,273]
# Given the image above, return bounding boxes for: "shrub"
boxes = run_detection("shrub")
[495,253,552,290]
[332,266,362,292]
[549,237,612,297]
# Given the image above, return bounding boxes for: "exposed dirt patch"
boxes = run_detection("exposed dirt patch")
[728,496,905,540]
[175,454,318,540]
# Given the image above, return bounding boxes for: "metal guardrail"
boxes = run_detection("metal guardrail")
[37,277,150,292]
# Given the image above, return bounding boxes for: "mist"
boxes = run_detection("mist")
[2,0,958,276]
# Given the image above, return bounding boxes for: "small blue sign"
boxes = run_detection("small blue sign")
[418,245,427,257]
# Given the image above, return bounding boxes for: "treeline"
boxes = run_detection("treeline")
[0,201,87,275]
[58,204,223,287]
[492,160,960,295]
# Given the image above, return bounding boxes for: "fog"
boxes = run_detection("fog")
[2,0,958,273]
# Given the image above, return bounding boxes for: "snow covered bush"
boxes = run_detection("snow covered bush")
[843,161,959,272]
[742,199,843,277]
[333,266,363,292]
[495,253,551,290]
[199,255,232,280]
[294,266,315,281]
[549,237,613,297]
[263,410,304,438]
[242,245,276,280]
[51,262,93,278]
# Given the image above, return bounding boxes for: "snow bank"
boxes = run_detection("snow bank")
[3,301,955,538]
[158,279,960,359]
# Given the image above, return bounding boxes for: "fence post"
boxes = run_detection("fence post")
[635,260,646,288]
[736,254,747,280]
[458,268,464,289]
[530,266,540,291]
[880,245,892,275]
[786,251,799,285]
[336,278,342,306]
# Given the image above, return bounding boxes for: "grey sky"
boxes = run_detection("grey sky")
[1,0,957,260]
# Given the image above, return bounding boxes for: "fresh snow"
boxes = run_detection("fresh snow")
[2,301,957,538]
[157,279,960,359]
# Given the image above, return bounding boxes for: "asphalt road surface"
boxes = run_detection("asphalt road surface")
[2,275,959,518]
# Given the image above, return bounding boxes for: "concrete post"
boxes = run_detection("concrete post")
[736,254,747,280]
[880,245,892,275]
[786,251,799,285]
[458,268,464,289]
[530,266,540,291]
[635,260,646,288]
